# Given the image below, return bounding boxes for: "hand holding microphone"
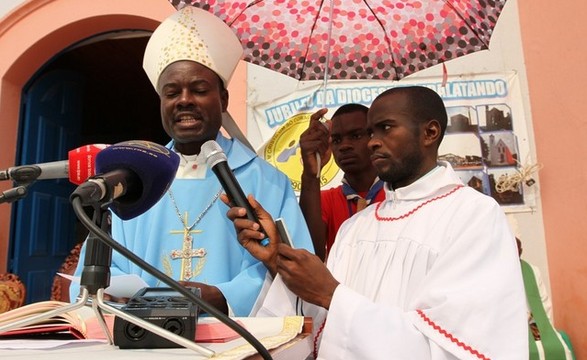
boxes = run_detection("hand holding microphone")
[221,192,280,277]
[201,140,269,246]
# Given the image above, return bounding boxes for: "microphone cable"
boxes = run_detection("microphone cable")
[71,197,273,360]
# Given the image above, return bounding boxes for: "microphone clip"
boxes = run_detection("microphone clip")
[0,165,42,185]
[0,185,29,204]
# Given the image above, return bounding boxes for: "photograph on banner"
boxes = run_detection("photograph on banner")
[251,72,539,210]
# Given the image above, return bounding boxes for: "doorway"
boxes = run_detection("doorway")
[9,33,168,303]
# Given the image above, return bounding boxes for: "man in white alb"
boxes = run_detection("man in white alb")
[224,86,528,359]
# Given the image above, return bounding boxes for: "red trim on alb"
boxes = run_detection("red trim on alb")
[417,310,490,360]
[313,319,327,359]
[375,185,464,221]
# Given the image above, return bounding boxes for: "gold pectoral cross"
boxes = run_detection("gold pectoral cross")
[170,212,206,281]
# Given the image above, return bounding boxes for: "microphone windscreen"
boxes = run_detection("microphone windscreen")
[68,144,109,185]
[201,140,227,168]
[95,140,180,220]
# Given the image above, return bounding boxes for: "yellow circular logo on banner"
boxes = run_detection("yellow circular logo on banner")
[264,113,339,192]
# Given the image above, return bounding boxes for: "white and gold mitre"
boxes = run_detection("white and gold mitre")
[143,6,243,93]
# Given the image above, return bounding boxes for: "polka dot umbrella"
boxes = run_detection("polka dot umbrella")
[169,0,508,81]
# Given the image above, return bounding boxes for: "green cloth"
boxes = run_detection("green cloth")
[521,260,568,360]
[558,331,576,360]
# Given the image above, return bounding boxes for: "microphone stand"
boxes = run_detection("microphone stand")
[0,203,215,358]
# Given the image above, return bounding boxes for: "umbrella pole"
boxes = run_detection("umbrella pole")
[316,0,335,178]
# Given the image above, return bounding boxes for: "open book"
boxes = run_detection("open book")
[0,300,242,342]
[0,301,100,339]
[0,315,311,360]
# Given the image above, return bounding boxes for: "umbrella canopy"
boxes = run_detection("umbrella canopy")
[169,0,508,81]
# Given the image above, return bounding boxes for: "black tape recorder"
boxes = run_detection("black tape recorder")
[113,287,200,349]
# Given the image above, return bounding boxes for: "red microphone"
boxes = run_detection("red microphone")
[0,144,109,185]
[68,144,109,185]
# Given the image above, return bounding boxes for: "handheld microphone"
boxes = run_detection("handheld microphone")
[201,140,268,243]
[0,144,108,185]
[70,140,180,220]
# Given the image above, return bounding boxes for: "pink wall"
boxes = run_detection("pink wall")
[518,1,587,357]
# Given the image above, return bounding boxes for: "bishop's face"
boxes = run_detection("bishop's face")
[367,92,426,189]
[158,61,228,155]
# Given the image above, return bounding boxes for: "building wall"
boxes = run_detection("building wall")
[518,1,587,356]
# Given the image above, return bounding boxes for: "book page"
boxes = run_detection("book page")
[0,301,94,339]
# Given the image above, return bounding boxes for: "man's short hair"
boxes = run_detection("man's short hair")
[332,103,369,119]
[377,86,448,141]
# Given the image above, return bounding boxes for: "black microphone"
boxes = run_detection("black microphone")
[201,140,267,243]
[0,144,107,184]
[70,140,180,220]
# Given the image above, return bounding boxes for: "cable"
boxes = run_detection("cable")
[71,197,273,360]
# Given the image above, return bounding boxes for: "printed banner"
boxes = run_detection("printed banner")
[251,72,539,210]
